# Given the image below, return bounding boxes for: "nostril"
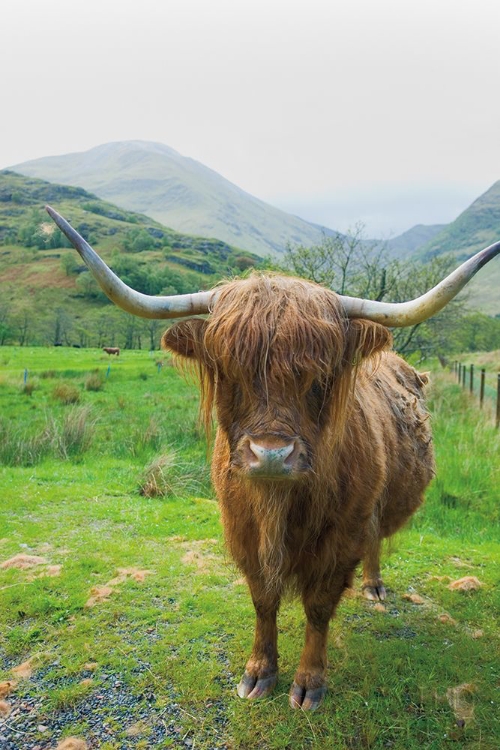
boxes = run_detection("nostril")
[283,441,300,467]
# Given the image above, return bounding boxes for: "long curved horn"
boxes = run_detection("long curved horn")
[339,240,500,327]
[46,206,214,319]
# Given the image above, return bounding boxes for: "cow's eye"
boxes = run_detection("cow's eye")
[307,380,325,408]
[306,379,333,422]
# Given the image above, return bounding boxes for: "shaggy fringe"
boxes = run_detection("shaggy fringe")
[166,273,392,448]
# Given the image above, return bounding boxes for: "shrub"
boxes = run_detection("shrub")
[52,383,81,405]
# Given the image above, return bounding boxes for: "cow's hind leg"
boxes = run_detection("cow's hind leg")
[362,534,386,601]
[237,577,280,700]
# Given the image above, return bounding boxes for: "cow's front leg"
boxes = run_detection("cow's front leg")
[237,577,280,700]
[290,569,355,710]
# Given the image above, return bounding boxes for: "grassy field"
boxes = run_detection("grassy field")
[0,347,499,749]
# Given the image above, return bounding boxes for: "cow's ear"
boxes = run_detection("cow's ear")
[347,319,392,361]
[161,319,207,360]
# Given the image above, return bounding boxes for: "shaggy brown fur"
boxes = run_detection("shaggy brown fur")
[163,273,435,710]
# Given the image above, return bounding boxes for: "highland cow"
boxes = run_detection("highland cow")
[45,205,500,710]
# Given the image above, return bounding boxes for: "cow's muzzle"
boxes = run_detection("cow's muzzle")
[236,434,310,479]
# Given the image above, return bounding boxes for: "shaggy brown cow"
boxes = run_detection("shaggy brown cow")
[103,346,120,356]
[45,206,500,710]
[162,275,434,709]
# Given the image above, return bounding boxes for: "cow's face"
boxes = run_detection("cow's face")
[163,277,391,481]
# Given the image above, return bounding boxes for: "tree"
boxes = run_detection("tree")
[272,229,473,360]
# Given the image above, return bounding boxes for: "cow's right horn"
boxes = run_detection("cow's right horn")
[339,240,500,327]
[46,206,214,319]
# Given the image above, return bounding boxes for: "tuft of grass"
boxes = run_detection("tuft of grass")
[52,382,81,405]
[56,405,96,459]
[84,372,104,391]
[139,451,204,497]
[21,380,37,396]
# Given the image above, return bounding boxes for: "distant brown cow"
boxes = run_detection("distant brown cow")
[103,347,120,356]
[45,206,500,710]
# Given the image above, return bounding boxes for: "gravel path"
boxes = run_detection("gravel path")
[1,662,230,749]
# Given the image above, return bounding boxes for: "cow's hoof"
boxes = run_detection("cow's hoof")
[289,681,326,711]
[362,582,387,601]
[237,671,277,699]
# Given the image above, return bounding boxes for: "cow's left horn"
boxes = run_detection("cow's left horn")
[46,206,214,319]
[339,241,500,327]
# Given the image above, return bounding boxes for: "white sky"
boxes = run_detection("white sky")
[2,0,500,235]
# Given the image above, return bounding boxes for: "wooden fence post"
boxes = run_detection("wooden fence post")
[469,364,474,395]
[480,369,485,408]
[496,374,500,429]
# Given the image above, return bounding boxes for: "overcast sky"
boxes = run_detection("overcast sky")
[2,0,500,235]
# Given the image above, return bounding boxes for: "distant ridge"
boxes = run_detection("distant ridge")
[384,224,446,259]
[417,180,500,314]
[11,141,335,257]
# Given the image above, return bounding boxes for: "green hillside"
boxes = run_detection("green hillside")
[12,140,332,257]
[418,181,500,314]
[0,171,257,348]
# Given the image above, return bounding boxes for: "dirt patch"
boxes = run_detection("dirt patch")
[403,593,425,605]
[446,682,476,724]
[1,554,48,570]
[54,739,88,750]
[84,585,114,608]
[0,680,16,698]
[437,613,457,625]
[11,658,35,679]
[84,568,153,607]
[448,576,483,591]
[106,567,153,585]
[179,539,223,573]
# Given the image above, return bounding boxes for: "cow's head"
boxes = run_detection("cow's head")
[162,274,391,480]
[44,205,500,480]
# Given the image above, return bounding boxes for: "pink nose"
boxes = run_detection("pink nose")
[243,436,300,477]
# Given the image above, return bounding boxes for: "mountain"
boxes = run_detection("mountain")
[384,224,446,259]
[417,181,500,315]
[11,141,333,257]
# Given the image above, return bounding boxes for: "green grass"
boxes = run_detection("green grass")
[0,347,499,749]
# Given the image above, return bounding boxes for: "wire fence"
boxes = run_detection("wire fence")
[448,359,500,429]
